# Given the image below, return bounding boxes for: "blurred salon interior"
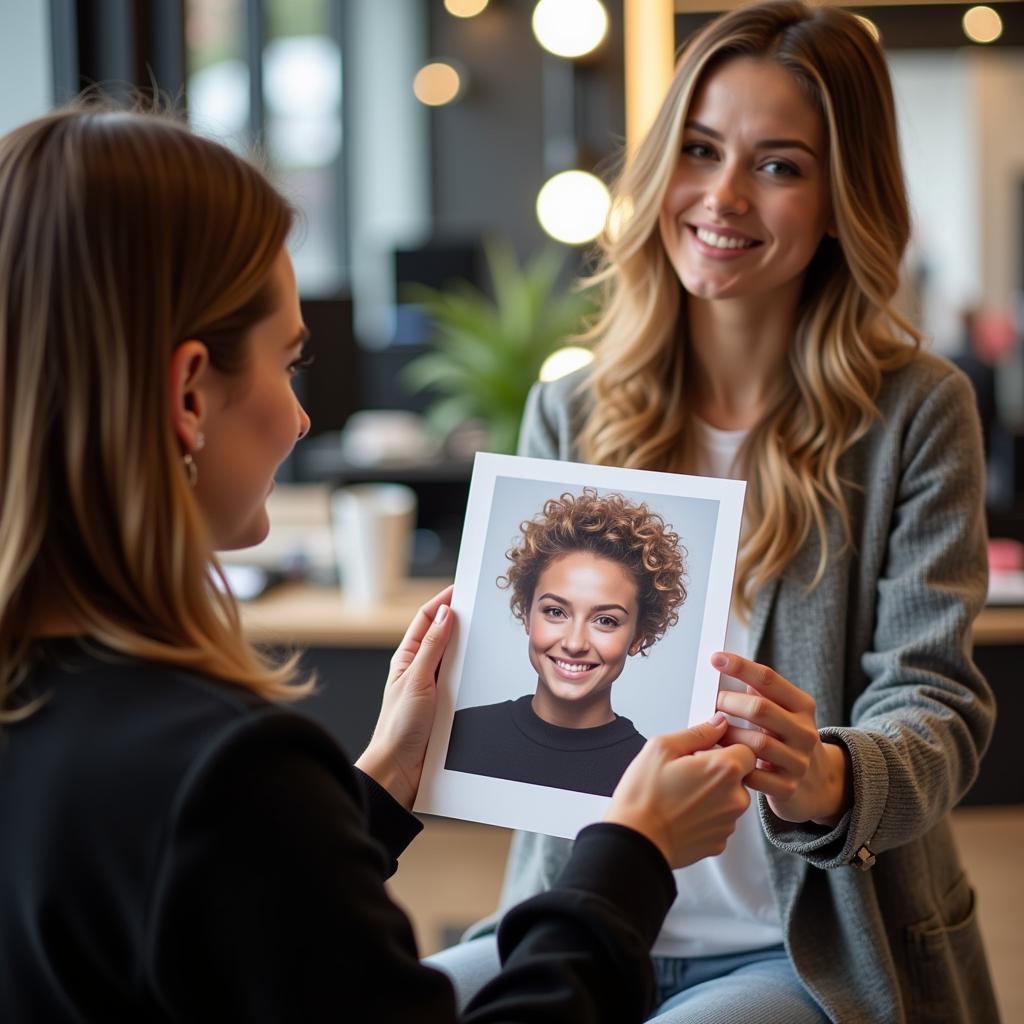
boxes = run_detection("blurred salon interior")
[2,1,1022,1016]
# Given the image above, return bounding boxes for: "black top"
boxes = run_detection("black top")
[445,694,647,797]
[0,641,674,1022]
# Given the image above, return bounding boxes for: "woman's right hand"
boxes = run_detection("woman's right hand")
[355,585,455,810]
[604,714,755,869]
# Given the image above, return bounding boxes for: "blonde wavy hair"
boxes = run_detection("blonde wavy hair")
[576,0,918,616]
[0,104,310,722]
[498,489,687,655]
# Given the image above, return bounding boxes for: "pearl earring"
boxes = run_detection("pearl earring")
[183,432,205,487]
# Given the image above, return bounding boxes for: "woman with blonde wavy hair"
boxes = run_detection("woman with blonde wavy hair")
[429,3,999,1021]
[446,489,687,796]
[0,104,758,1022]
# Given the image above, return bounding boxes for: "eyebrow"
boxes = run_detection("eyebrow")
[537,592,632,617]
[685,119,819,158]
[289,326,311,348]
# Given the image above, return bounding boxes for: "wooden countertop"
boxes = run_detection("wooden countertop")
[240,581,1024,648]
[972,605,1024,645]
[239,579,452,647]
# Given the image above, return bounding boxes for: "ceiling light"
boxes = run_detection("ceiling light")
[445,0,489,17]
[962,6,1003,44]
[532,0,609,60]
[413,62,463,107]
[536,170,611,245]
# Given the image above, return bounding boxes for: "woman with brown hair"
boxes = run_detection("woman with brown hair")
[0,104,756,1022]
[446,489,687,796]
[429,3,999,1021]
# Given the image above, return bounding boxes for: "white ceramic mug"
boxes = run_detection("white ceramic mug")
[330,483,417,604]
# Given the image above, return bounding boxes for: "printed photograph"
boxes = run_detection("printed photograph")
[415,453,745,837]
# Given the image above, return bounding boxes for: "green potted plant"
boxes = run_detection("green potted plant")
[401,240,594,455]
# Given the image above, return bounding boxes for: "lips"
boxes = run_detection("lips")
[689,223,761,250]
[549,655,598,680]
[695,227,756,249]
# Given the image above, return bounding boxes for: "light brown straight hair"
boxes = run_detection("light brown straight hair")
[0,105,310,721]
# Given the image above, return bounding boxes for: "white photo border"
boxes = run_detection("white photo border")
[414,452,746,838]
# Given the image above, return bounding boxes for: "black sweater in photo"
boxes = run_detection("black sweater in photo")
[445,694,647,796]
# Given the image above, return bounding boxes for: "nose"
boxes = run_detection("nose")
[296,400,311,441]
[561,621,590,656]
[703,165,749,217]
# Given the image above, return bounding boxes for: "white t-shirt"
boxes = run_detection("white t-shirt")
[651,418,784,958]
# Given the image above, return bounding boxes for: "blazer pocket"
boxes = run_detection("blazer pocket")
[904,874,998,1023]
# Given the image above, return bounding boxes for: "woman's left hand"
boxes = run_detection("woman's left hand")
[712,652,852,826]
[355,585,455,810]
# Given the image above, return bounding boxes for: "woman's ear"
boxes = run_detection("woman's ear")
[168,340,211,452]
[628,637,643,657]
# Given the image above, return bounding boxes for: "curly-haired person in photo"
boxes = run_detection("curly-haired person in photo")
[445,489,687,797]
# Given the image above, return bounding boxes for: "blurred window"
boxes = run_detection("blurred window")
[185,0,346,295]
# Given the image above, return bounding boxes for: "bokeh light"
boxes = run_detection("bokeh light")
[536,170,611,245]
[540,346,595,382]
[445,0,489,16]
[413,62,463,106]
[532,0,609,59]
[962,6,1003,44]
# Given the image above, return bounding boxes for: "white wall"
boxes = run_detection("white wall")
[0,1,52,135]
[890,50,1024,356]
[971,49,1024,315]
[889,52,980,353]
[345,0,431,349]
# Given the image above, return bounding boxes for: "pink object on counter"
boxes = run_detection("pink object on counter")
[988,538,1024,572]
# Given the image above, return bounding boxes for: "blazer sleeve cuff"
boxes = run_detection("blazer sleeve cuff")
[759,727,889,869]
[354,768,424,875]
[551,823,676,946]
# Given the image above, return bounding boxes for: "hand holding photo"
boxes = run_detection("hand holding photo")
[414,453,745,838]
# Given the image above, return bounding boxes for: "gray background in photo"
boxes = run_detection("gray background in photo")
[455,475,721,739]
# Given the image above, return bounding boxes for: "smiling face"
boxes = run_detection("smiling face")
[193,248,311,550]
[658,56,833,306]
[526,550,641,729]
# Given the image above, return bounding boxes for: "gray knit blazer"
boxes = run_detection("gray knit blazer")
[489,352,999,1023]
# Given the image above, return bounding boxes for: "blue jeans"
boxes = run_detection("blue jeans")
[426,936,828,1023]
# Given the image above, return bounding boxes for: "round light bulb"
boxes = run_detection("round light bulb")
[413,62,462,106]
[445,0,489,17]
[540,346,594,383]
[536,170,611,245]
[962,6,1003,44]
[532,0,609,60]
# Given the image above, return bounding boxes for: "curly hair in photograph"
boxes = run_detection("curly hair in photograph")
[498,489,687,656]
